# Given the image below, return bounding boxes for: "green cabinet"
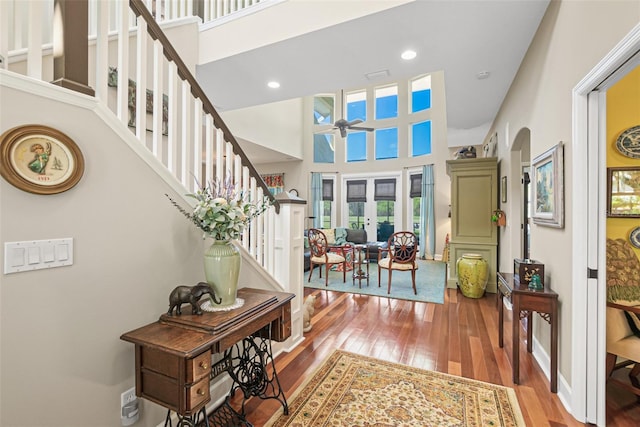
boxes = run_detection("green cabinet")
[446,158,498,293]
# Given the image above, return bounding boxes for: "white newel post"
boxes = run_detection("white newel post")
[273,193,307,350]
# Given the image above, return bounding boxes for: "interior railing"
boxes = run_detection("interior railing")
[1,0,280,275]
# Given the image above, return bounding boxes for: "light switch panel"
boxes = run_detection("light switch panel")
[4,238,73,274]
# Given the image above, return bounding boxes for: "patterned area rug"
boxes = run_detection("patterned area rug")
[305,259,446,304]
[267,350,525,427]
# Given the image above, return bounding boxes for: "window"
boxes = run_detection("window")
[374,178,396,241]
[346,131,367,162]
[322,179,334,228]
[313,95,334,125]
[375,85,398,119]
[411,75,431,113]
[346,180,367,229]
[411,120,432,156]
[313,133,334,163]
[410,174,422,237]
[346,91,366,122]
[375,127,398,160]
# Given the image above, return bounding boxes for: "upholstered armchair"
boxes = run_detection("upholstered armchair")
[307,228,350,287]
[606,238,640,396]
[378,231,418,294]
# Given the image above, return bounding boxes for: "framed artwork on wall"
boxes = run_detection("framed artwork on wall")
[0,124,85,195]
[607,166,640,218]
[531,142,564,228]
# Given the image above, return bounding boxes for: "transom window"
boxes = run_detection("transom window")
[411,120,432,157]
[346,91,366,122]
[346,131,367,162]
[313,95,334,125]
[312,73,435,164]
[375,85,398,120]
[411,75,431,113]
[375,127,398,160]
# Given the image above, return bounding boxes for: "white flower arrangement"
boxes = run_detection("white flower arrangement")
[167,177,270,241]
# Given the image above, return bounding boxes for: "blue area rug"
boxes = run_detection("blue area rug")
[304,259,446,304]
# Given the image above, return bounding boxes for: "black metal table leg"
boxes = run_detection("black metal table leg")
[205,323,288,426]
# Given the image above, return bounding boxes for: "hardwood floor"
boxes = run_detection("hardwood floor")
[239,287,638,426]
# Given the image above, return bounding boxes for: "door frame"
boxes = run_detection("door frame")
[571,23,640,424]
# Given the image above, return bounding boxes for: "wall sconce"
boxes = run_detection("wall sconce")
[448,205,451,218]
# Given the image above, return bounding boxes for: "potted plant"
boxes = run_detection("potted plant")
[167,177,271,307]
[491,209,506,226]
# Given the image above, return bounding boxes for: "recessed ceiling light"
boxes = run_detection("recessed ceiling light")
[267,81,280,89]
[401,50,417,60]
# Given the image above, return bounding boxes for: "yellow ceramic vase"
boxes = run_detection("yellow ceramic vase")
[456,253,488,298]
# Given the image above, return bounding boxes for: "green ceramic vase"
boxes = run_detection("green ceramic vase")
[456,253,488,298]
[204,240,241,307]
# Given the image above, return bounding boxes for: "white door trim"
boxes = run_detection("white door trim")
[570,23,640,424]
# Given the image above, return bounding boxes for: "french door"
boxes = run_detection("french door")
[343,175,401,242]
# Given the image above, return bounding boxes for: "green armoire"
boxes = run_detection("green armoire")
[446,158,499,293]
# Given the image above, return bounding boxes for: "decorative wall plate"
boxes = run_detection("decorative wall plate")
[0,124,85,194]
[615,125,640,159]
[630,226,640,249]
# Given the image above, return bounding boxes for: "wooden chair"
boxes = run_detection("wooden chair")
[606,238,640,396]
[307,228,349,287]
[378,231,418,294]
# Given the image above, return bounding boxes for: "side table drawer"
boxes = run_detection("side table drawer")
[187,350,211,383]
[497,276,511,299]
[137,347,212,415]
[187,376,210,410]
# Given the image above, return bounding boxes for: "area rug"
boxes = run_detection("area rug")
[304,259,446,304]
[267,350,525,427]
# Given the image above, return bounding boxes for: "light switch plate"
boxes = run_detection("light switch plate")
[4,238,73,274]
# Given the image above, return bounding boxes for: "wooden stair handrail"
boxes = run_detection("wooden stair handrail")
[128,0,279,213]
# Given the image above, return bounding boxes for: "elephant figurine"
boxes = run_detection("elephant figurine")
[167,282,221,316]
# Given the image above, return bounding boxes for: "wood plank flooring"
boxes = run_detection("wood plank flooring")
[238,287,639,426]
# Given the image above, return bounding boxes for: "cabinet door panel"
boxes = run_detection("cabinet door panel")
[455,174,495,240]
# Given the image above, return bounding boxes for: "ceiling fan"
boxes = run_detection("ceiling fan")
[320,90,374,138]
[330,118,374,138]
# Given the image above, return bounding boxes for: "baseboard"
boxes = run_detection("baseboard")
[532,335,573,416]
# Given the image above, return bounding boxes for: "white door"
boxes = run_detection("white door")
[343,175,402,243]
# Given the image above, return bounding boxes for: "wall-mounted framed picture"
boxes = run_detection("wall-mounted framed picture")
[531,142,564,228]
[607,166,640,218]
[0,124,85,195]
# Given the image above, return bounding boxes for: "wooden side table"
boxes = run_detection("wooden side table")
[352,244,370,288]
[497,272,558,393]
[121,288,294,426]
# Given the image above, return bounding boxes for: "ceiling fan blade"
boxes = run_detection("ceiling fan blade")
[346,119,363,126]
[348,126,374,132]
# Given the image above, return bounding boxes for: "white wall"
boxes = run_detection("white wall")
[488,0,640,396]
[0,76,205,426]
[222,97,305,159]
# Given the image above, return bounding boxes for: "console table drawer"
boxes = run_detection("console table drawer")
[187,351,211,383]
[187,376,210,410]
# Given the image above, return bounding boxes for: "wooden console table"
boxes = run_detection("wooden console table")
[120,287,294,426]
[497,272,558,393]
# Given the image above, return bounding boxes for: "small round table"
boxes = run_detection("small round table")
[352,244,370,288]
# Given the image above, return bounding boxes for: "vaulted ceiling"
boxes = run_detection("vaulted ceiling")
[196,0,550,134]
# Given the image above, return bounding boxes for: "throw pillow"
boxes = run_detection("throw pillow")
[623,308,640,338]
[304,236,309,249]
[322,228,336,245]
[334,227,348,245]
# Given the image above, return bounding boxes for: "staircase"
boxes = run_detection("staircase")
[2,0,297,275]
